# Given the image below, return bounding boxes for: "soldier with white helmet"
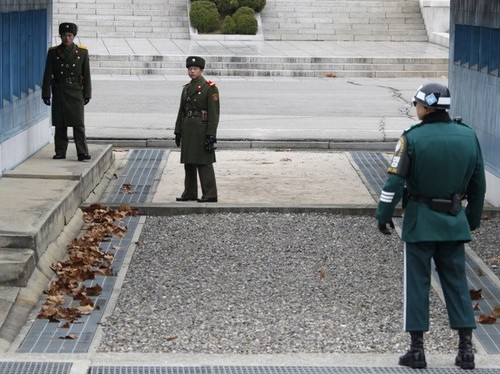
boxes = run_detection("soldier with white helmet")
[376,82,486,370]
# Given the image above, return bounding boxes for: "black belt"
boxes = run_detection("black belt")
[185,110,200,118]
[54,76,80,84]
[409,195,458,215]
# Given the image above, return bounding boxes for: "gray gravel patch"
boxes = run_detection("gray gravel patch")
[470,217,500,279]
[97,213,465,354]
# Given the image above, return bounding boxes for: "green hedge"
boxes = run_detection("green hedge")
[190,0,264,35]
[190,1,220,33]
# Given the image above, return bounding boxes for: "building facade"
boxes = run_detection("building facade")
[0,1,52,176]
[449,0,500,206]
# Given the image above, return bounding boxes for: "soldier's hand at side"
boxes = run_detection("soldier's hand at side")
[84,98,90,105]
[205,135,217,152]
[378,219,395,235]
[43,98,51,106]
[175,134,181,147]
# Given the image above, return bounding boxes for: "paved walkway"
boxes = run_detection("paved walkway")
[66,37,448,59]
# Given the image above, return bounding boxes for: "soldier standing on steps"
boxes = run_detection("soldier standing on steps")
[375,83,486,370]
[42,22,92,162]
[174,56,220,203]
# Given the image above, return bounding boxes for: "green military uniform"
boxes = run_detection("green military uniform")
[174,57,220,201]
[42,26,91,159]
[376,111,486,332]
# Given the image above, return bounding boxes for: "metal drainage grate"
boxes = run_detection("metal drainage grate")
[101,148,167,204]
[350,151,390,199]
[465,253,500,354]
[90,367,210,374]
[89,366,500,374]
[0,362,72,374]
[16,217,140,354]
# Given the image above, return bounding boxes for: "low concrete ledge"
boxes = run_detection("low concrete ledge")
[430,32,449,48]
[0,144,114,285]
[0,249,36,287]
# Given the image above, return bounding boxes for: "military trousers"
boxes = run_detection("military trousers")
[404,241,476,332]
[181,163,217,199]
[54,126,89,156]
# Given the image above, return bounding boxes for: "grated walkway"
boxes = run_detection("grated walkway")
[88,365,500,374]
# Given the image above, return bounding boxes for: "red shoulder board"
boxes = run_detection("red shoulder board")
[206,80,216,87]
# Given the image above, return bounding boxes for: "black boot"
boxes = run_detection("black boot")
[399,331,427,369]
[455,329,475,370]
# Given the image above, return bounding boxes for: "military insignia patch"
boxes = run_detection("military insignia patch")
[387,135,410,177]
[212,93,219,101]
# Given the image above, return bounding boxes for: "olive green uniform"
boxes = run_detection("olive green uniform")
[174,76,220,199]
[42,43,91,156]
[376,111,486,332]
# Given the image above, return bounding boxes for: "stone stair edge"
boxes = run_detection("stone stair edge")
[0,144,114,287]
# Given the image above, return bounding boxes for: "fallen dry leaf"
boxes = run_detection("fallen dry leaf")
[59,334,78,340]
[492,306,500,318]
[470,289,483,300]
[478,314,497,324]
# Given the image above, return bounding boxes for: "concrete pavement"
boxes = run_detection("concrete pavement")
[1,38,500,372]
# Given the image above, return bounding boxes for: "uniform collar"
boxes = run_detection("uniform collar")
[420,111,452,124]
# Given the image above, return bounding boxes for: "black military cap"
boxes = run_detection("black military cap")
[186,56,205,69]
[59,22,78,36]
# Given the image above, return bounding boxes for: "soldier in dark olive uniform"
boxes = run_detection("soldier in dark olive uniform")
[376,83,486,370]
[42,22,92,161]
[174,56,220,203]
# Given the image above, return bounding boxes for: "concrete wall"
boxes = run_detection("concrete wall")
[0,1,52,176]
[449,0,500,206]
[419,0,450,46]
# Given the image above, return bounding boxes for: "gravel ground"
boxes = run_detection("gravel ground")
[96,213,487,355]
[469,217,500,279]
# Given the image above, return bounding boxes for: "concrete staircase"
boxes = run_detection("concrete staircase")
[52,0,444,77]
[90,54,448,78]
[52,0,190,39]
[261,0,428,42]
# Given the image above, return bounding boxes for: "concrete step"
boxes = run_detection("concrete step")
[261,0,428,42]
[52,0,190,39]
[89,54,448,78]
[0,144,113,286]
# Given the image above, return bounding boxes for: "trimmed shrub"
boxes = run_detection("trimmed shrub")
[238,0,265,12]
[190,1,220,33]
[221,15,237,34]
[216,0,239,13]
[235,13,258,35]
[232,6,254,22]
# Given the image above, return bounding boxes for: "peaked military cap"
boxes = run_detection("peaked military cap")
[186,56,205,69]
[59,22,78,36]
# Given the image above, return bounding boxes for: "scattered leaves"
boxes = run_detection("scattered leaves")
[325,72,337,78]
[470,289,483,300]
[166,335,178,341]
[280,158,292,162]
[475,267,485,276]
[37,204,138,327]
